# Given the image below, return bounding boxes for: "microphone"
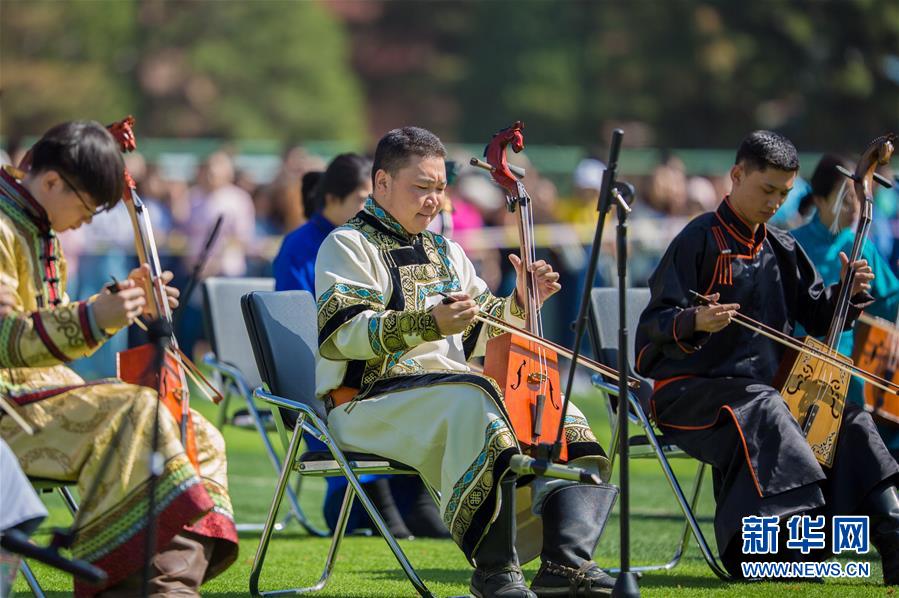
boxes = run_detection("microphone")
[509,454,602,485]
[0,529,107,584]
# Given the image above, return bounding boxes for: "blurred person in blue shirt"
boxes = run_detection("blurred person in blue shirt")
[273,153,449,539]
[792,154,899,457]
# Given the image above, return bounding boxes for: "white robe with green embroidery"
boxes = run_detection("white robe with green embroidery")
[315,198,608,561]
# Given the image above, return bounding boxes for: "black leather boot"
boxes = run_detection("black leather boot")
[531,484,618,597]
[367,478,413,539]
[860,482,899,585]
[470,476,536,598]
[392,477,451,539]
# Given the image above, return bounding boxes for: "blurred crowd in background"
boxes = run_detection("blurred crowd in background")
[3,140,896,382]
[3,0,897,378]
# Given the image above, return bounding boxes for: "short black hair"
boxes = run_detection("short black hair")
[735,130,799,173]
[371,126,446,186]
[300,170,323,220]
[29,121,125,211]
[315,153,371,213]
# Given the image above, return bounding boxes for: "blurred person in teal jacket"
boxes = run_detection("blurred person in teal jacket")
[792,154,899,458]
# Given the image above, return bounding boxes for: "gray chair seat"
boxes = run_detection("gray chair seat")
[242,289,436,597]
[202,277,325,536]
[297,451,415,475]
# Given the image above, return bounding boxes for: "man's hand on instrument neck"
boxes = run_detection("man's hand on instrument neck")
[839,251,874,297]
[127,264,181,314]
[694,292,741,333]
[431,292,478,336]
[510,254,562,309]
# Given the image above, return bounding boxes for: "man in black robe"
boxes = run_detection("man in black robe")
[635,130,899,583]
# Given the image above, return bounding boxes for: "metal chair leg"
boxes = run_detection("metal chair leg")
[20,559,46,598]
[245,396,327,537]
[249,423,305,597]
[307,426,433,597]
[206,358,328,536]
[600,385,732,580]
[298,480,357,594]
[629,397,732,580]
[252,389,436,597]
[57,487,78,516]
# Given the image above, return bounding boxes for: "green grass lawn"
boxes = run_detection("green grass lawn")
[14,393,895,597]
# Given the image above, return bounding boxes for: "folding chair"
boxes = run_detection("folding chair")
[202,277,326,537]
[588,287,731,580]
[20,479,79,597]
[241,290,437,597]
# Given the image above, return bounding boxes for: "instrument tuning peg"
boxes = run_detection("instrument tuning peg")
[469,157,526,179]
[835,165,860,182]
[873,172,893,189]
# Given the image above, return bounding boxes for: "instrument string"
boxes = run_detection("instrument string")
[693,292,899,393]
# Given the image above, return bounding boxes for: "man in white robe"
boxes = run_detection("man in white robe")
[315,126,617,597]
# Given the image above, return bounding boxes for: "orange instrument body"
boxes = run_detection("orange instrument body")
[485,332,566,459]
[107,116,221,470]
[479,122,568,460]
[773,134,896,466]
[118,344,200,464]
[853,313,899,426]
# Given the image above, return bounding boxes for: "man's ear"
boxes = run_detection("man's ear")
[730,164,743,188]
[374,168,390,195]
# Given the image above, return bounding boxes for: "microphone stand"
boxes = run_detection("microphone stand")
[612,177,640,598]
[551,128,640,596]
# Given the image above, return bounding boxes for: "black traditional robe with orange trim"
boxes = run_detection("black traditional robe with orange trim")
[635,198,899,574]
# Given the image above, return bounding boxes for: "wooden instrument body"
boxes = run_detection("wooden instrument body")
[484,332,568,460]
[852,314,899,425]
[773,134,897,466]
[117,344,200,468]
[774,336,850,467]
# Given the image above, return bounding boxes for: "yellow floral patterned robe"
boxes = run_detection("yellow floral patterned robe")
[0,167,237,596]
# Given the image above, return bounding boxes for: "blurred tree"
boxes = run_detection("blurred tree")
[2,0,896,151]
[455,0,898,151]
[2,0,365,144]
[135,0,364,143]
[1,0,139,141]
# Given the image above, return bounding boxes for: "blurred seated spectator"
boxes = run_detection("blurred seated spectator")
[451,173,503,291]
[635,154,687,219]
[556,157,606,225]
[685,175,719,216]
[261,145,326,234]
[180,151,256,356]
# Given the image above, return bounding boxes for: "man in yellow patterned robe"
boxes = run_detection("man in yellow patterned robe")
[0,121,237,596]
[316,127,617,597]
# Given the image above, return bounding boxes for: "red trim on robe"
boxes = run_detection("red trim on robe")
[74,483,214,597]
[31,310,71,362]
[78,302,97,348]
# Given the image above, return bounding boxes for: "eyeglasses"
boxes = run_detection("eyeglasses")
[57,172,105,216]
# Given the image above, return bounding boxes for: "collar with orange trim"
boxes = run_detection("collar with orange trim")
[715,196,766,255]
